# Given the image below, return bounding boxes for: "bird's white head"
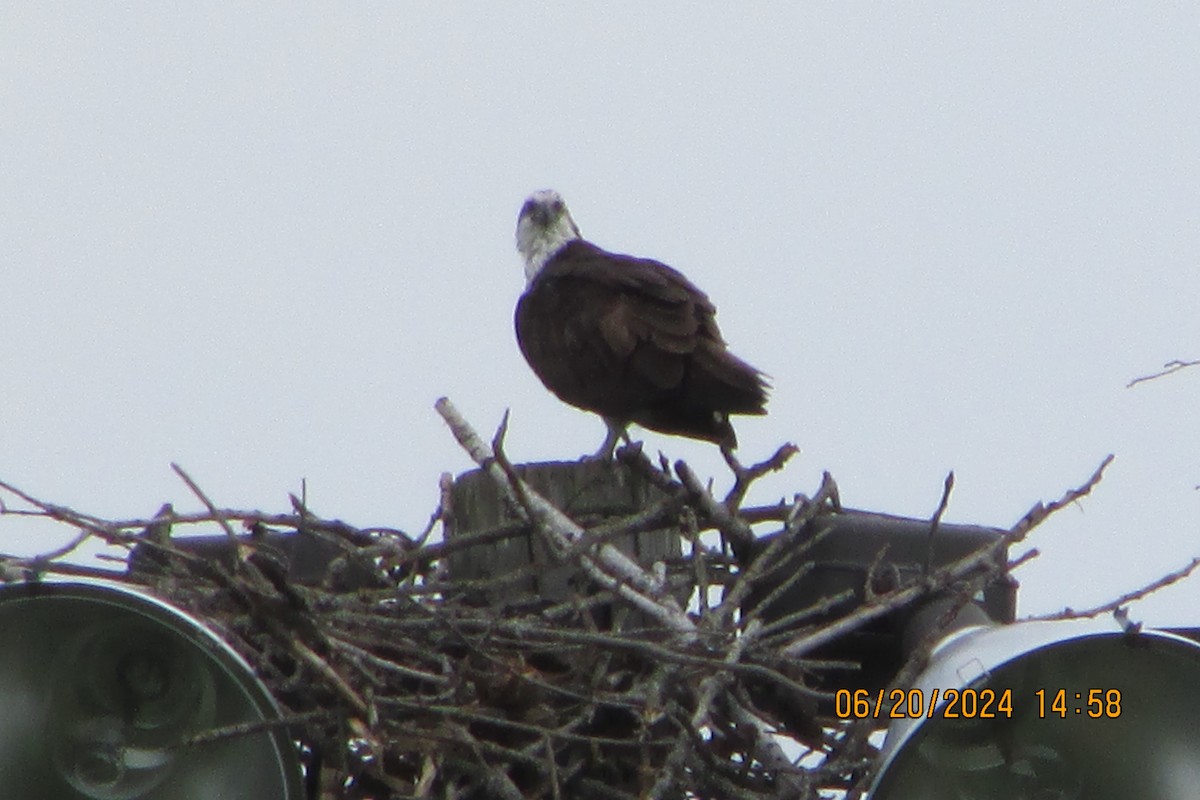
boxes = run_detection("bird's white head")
[516,189,582,284]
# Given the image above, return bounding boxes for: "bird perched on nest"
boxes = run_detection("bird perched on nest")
[514,190,769,459]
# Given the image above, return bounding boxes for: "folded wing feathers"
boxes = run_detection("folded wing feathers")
[520,239,768,440]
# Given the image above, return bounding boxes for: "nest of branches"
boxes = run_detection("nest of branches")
[0,400,1136,800]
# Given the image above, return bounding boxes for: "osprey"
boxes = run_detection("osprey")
[514,190,769,459]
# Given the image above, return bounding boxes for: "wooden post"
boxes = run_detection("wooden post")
[445,460,679,616]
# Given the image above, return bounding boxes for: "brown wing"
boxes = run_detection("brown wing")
[515,241,768,444]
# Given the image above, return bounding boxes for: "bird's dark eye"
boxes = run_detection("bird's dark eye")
[520,200,537,220]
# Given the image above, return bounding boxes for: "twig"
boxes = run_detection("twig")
[170,463,243,549]
[675,460,757,560]
[1007,454,1114,537]
[924,471,955,574]
[723,442,800,511]
[1032,556,1200,621]
[1127,358,1200,388]
[291,639,370,718]
[176,710,333,748]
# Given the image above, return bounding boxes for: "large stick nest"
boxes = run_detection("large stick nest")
[0,404,1128,800]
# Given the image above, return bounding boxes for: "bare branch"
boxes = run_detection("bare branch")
[170,462,242,546]
[1127,358,1200,388]
[1033,555,1200,621]
[435,397,694,634]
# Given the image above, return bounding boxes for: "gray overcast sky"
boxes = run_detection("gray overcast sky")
[2,5,1197,623]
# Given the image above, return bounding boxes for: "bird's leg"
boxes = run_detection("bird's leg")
[585,418,629,461]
